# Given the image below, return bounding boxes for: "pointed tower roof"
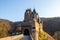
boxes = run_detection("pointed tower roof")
[33,9,36,13]
[33,9,38,15]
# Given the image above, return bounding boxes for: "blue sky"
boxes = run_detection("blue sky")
[0,0,60,21]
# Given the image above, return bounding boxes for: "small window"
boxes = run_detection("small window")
[32,27,35,29]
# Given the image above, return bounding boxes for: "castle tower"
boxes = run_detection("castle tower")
[24,8,39,23]
[24,8,32,22]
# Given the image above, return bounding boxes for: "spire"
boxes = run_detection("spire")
[33,9,36,13]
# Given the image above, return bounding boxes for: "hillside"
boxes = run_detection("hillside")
[0,19,12,38]
[41,17,60,36]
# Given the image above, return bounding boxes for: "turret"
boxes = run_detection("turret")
[24,8,32,22]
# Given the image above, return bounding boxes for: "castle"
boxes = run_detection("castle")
[20,8,40,40]
[15,8,55,40]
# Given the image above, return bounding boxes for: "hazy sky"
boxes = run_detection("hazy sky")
[0,0,60,21]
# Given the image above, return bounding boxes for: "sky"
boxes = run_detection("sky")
[0,0,60,21]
